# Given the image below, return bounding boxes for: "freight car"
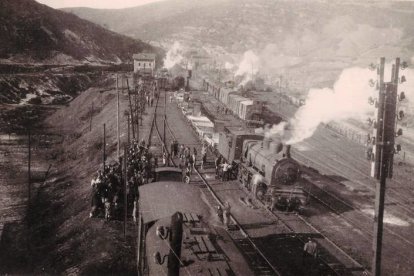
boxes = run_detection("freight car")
[217,127,307,211]
[203,78,264,121]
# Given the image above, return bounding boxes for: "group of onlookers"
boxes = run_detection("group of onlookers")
[90,139,153,220]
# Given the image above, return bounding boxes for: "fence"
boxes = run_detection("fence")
[324,121,414,166]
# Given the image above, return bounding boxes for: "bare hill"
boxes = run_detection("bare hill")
[0,0,160,64]
[62,0,414,56]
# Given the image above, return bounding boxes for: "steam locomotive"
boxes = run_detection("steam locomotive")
[217,127,307,211]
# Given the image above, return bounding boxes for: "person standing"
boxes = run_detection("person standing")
[201,153,207,170]
[222,161,229,181]
[192,152,197,170]
[303,238,318,272]
[188,154,194,174]
[170,141,175,157]
[162,152,167,167]
[216,205,223,224]
[215,156,221,177]
[223,202,231,230]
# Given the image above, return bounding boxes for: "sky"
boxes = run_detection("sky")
[35,0,167,9]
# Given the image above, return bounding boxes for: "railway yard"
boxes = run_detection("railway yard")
[1,67,413,276]
[156,83,413,275]
[3,0,414,274]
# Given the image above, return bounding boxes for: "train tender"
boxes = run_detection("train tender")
[218,127,307,211]
[137,180,250,276]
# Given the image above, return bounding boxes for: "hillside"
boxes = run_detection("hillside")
[62,0,414,54]
[0,0,160,64]
[63,0,414,87]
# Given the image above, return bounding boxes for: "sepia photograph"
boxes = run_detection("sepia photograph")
[0,0,413,275]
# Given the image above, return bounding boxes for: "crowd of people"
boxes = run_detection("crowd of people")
[89,139,154,221]
[214,155,237,181]
[176,143,208,182]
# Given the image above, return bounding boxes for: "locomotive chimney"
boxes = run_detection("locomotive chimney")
[284,145,291,158]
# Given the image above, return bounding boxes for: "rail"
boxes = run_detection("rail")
[195,168,282,276]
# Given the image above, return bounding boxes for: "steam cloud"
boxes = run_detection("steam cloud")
[224,61,234,70]
[235,50,259,85]
[163,41,184,69]
[279,64,414,144]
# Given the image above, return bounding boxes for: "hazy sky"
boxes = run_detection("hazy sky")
[35,0,167,9]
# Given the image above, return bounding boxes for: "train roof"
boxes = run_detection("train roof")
[139,181,210,223]
[224,125,261,133]
[240,99,254,105]
[141,182,253,276]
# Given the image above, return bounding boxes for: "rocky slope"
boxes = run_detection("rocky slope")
[0,0,160,64]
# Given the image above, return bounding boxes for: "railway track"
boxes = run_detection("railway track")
[161,98,282,275]
[299,138,414,214]
[149,90,177,166]
[167,98,372,275]
[194,170,281,276]
[293,148,414,249]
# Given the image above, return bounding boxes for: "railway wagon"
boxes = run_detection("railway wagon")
[219,88,236,106]
[227,94,245,115]
[227,94,264,121]
[217,128,307,211]
[203,80,264,121]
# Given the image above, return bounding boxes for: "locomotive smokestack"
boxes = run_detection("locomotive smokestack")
[284,145,291,158]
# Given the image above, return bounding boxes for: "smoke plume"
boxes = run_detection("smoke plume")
[163,41,184,69]
[281,64,414,144]
[224,61,234,70]
[284,67,377,144]
[235,50,259,85]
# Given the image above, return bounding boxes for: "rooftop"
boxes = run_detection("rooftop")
[133,53,156,60]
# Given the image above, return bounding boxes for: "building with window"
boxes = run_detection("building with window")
[133,53,156,76]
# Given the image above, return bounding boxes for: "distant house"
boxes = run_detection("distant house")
[133,53,156,76]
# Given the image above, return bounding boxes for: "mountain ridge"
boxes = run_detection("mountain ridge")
[0,0,162,64]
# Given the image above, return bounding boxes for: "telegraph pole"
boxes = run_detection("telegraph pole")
[370,57,404,276]
[28,128,31,204]
[127,114,131,145]
[103,124,106,169]
[126,76,135,139]
[117,74,120,160]
[124,144,128,239]
[163,88,167,146]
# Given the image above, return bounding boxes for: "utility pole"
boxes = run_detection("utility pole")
[28,128,31,204]
[163,89,167,147]
[136,85,140,141]
[127,114,131,145]
[124,144,128,239]
[103,124,106,169]
[117,74,120,160]
[370,57,405,276]
[126,76,135,139]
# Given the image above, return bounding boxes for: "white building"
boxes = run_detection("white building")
[133,53,156,75]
